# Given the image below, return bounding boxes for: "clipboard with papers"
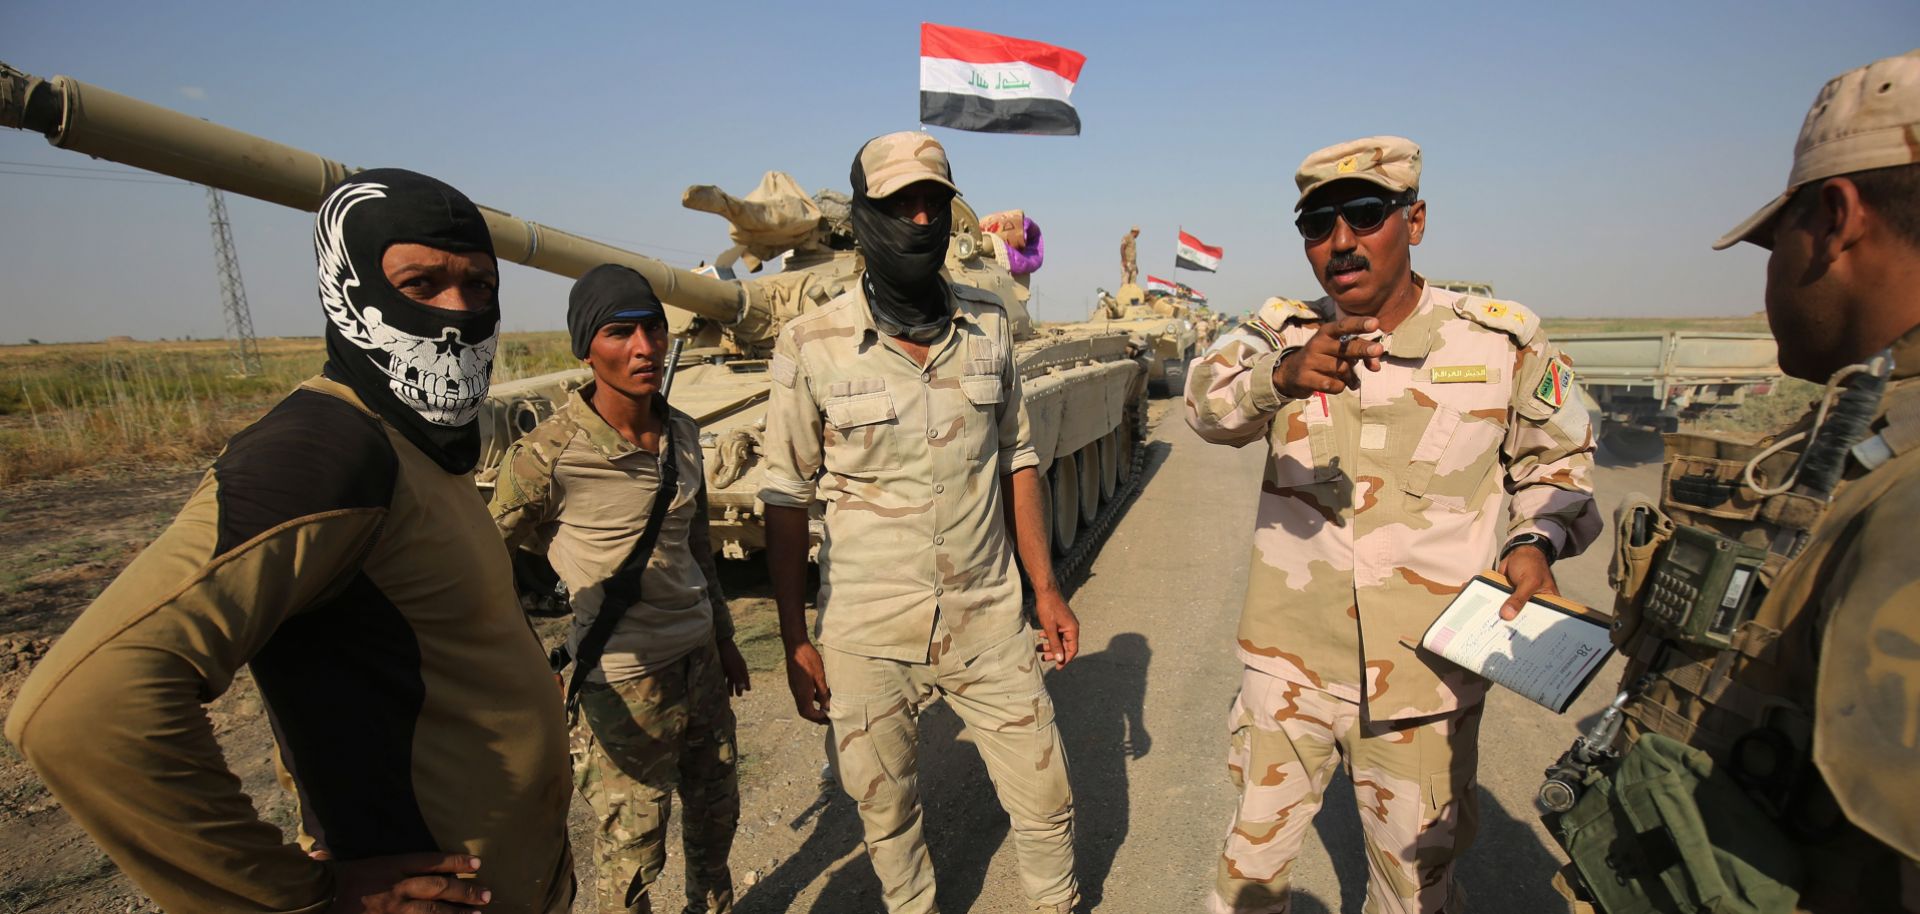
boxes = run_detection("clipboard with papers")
[1420,572,1615,714]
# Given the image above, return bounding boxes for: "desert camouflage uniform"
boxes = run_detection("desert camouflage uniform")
[490,389,738,914]
[1120,232,1139,286]
[758,281,1077,914]
[1186,282,1601,914]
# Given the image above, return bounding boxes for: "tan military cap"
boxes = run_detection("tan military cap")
[1716,49,1920,250]
[858,131,959,199]
[1295,136,1422,210]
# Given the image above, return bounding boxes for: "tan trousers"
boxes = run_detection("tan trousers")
[1211,666,1481,914]
[823,621,1077,914]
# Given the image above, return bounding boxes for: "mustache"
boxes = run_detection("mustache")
[1324,252,1370,280]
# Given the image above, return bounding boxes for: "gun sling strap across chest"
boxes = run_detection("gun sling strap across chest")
[563,405,678,713]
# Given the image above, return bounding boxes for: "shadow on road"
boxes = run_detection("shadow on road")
[1047,632,1152,909]
[1300,773,1572,913]
[736,633,1155,913]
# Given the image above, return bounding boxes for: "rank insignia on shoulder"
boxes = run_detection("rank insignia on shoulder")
[1431,365,1489,383]
[1242,317,1284,350]
[1534,358,1574,408]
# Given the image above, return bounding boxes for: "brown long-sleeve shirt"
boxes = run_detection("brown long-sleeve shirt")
[4,376,572,914]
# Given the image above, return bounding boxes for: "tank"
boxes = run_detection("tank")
[0,62,1150,573]
[1089,283,1201,396]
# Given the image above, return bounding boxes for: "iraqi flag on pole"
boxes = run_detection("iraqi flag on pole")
[1175,230,1223,272]
[920,23,1086,136]
[1145,275,1179,295]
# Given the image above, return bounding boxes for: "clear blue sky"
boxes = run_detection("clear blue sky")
[1,1,1914,343]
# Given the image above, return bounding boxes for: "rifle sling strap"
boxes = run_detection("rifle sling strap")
[565,404,678,712]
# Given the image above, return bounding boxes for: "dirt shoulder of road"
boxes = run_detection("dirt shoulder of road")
[0,462,802,914]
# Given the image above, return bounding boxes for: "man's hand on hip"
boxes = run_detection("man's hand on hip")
[784,641,831,724]
[319,851,489,914]
[1034,589,1079,670]
[1497,544,1560,621]
[1273,316,1384,399]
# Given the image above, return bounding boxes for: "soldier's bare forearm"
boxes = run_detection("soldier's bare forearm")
[1005,468,1061,596]
[764,505,814,648]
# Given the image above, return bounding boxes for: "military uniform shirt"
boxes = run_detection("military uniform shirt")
[758,281,1037,663]
[4,376,572,914]
[490,387,731,685]
[1187,282,1601,720]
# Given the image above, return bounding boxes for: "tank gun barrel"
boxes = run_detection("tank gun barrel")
[0,62,752,325]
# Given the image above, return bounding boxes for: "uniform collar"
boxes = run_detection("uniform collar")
[1891,321,1920,380]
[568,384,668,461]
[1380,278,1440,360]
[852,276,978,347]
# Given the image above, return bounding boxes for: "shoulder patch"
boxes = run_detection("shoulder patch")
[1456,295,1541,344]
[770,351,799,388]
[1257,296,1329,327]
[1533,356,1576,409]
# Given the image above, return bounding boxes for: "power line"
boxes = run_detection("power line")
[0,158,163,176]
[0,166,189,186]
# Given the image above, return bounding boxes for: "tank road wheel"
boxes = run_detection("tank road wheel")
[1115,419,1139,488]
[1077,445,1101,526]
[1098,430,1119,500]
[1050,457,1080,556]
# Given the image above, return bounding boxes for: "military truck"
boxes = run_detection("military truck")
[1430,281,1783,459]
[0,62,1150,574]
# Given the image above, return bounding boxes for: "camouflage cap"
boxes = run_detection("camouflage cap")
[1716,49,1920,250]
[1295,136,1421,210]
[858,131,960,199]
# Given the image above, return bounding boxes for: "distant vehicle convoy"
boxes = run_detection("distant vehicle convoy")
[1428,281,1784,456]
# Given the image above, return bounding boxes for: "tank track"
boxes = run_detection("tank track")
[1055,408,1152,590]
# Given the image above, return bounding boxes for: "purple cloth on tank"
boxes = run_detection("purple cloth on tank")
[1005,217,1044,275]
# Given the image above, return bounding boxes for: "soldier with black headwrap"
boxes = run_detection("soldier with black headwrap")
[491,264,748,914]
[5,169,574,914]
[759,131,1081,914]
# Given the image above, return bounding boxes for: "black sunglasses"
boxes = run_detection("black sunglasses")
[1294,192,1416,241]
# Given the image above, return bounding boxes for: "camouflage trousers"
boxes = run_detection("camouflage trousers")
[573,641,739,914]
[1211,666,1482,914]
[822,620,1078,914]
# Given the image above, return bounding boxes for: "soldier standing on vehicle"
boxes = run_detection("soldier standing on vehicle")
[4,170,573,913]
[1186,136,1600,914]
[1121,224,1141,286]
[758,131,1081,914]
[489,264,748,914]
[1551,50,1920,914]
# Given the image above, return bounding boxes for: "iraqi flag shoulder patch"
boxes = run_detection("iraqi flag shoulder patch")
[1534,357,1574,409]
[920,23,1085,136]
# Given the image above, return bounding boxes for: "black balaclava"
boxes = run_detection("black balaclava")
[849,143,954,343]
[314,168,499,474]
[568,264,666,359]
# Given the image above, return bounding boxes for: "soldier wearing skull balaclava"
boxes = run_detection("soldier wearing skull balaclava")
[7,169,575,913]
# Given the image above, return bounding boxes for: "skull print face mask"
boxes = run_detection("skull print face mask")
[313,169,499,473]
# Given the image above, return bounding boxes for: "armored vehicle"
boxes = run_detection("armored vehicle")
[1,62,1148,572]
[1091,282,1200,396]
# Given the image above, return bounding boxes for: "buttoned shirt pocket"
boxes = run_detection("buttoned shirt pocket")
[1266,397,1338,488]
[822,379,901,475]
[1402,402,1505,512]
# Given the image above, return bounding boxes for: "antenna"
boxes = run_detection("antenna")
[205,186,262,376]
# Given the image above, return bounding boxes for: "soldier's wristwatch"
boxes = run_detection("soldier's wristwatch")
[1500,533,1557,564]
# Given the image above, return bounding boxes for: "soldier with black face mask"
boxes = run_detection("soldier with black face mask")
[6,169,574,914]
[759,132,1082,914]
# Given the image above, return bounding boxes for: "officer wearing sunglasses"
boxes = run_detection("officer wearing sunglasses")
[1185,135,1600,914]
